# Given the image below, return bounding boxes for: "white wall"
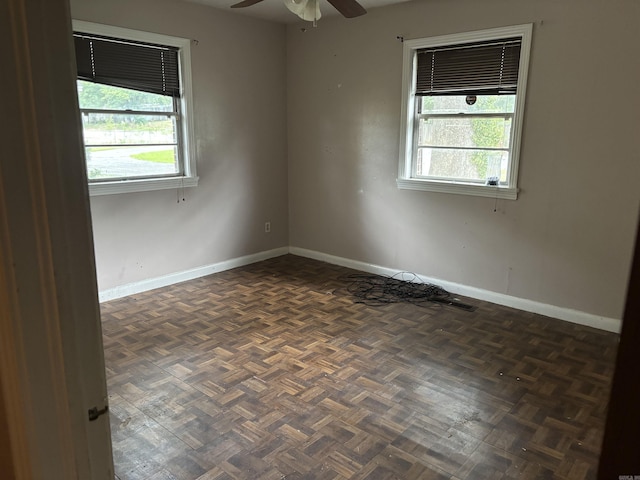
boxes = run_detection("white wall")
[71,0,289,291]
[287,0,640,320]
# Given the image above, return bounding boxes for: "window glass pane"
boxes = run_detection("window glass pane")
[81,113,177,146]
[418,117,512,149]
[77,80,174,112]
[417,147,508,182]
[85,146,178,180]
[420,95,515,114]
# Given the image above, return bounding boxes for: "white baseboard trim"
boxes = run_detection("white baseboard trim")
[289,247,622,333]
[98,247,289,303]
[98,245,622,333]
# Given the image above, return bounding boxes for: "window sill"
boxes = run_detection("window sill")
[89,175,199,196]
[397,178,518,200]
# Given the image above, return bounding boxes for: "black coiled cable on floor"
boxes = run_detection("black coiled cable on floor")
[341,272,475,311]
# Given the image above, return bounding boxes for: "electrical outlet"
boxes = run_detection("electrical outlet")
[265,222,271,233]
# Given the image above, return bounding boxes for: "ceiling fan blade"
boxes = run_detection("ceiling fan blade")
[326,0,366,18]
[230,0,265,8]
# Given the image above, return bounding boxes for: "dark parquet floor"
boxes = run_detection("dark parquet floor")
[101,255,619,480]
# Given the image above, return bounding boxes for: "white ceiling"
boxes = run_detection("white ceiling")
[181,0,411,24]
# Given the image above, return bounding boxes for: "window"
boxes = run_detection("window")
[73,21,197,195]
[398,24,532,199]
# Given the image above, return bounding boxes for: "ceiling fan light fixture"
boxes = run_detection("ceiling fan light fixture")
[284,0,321,23]
[231,0,365,21]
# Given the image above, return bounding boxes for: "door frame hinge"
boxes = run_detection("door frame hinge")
[88,405,109,422]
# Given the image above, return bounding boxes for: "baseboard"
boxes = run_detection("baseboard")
[289,247,622,333]
[98,247,289,302]
[99,245,622,333]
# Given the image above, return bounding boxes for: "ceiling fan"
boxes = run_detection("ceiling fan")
[231,0,366,24]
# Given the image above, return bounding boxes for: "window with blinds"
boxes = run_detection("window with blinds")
[415,38,522,97]
[397,25,532,199]
[72,21,197,196]
[74,33,181,97]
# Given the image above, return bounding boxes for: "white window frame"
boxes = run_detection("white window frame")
[73,20,198,196]
[397,24,532,200]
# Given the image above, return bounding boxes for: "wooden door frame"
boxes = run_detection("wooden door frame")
[598,212,640,478]
[0,0,113,478]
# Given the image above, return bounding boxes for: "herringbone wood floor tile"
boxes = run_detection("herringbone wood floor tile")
[103,255,617,480]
